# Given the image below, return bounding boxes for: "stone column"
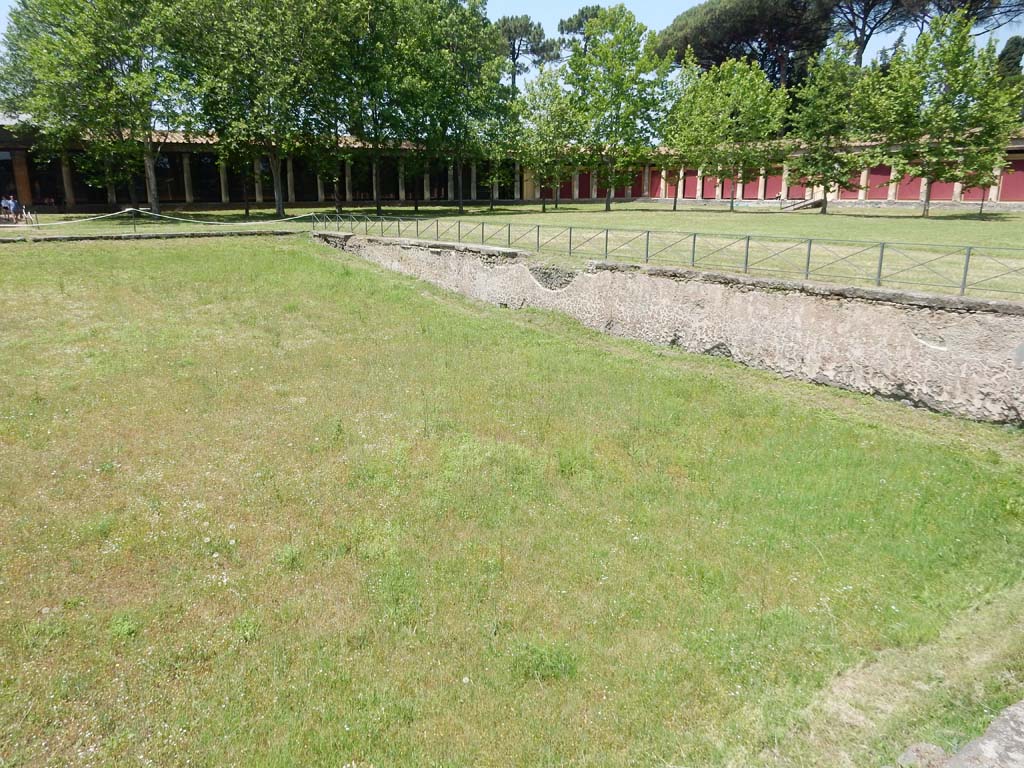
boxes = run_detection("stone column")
[660,168,668,200]
[626,172,633,200]
[286,156,296,204]
[715,178,723,200]
[677,168,685,203]
[695,170,704,201]
[447,166,455,201]
[572,171,580,200]
[757,170,767,200]
[183,152,194,204]
[12,149,33,206]
[219,161,230,203]
[920,178,930,203]
[858,168,869,201]
[469,163,477,201]
[888,166,899,201]
[61,154,76,209]
[316,175,325,203]
[989,166,1002,202]
[398,161,406,202]
[423,171,431,201]
[591,171,599,200]
[781,164,790,199]
[253,158,264,203]
[344,160,353,202]
[513,163,521,200]
[952,181,963,203]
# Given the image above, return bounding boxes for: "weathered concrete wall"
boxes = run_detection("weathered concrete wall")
[314,232,1024,424]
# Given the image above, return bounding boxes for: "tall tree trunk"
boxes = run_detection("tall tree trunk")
[268,150,285,217]
[921,179,932,218]
[672,172,679,211]
[128,177,139,208]
[242,173,250,219]
[143,141,161,215]
[729,175,737,212]
[820,187,829,214]
[979,193,985,217]
[555,182,560,209]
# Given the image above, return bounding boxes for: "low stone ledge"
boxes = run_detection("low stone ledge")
[590,261,1024,317]
[0,229,301,244]
[314,232,1024,424]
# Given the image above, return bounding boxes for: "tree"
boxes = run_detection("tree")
[414,0,509,214]
[558,5,602,55]
[496,15,558,90]
[517,65,577,212]
[788,38,865,213]
[658,0,835,88]
[1,0,183,213]
[565,5,673,212]
[832,0,915,66]
[906,0,1024,33]
[173,0,325,217]
[856,10,1023,216]
[666,55,788,211]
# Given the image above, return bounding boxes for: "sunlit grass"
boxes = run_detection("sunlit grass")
[1,236,1022,766]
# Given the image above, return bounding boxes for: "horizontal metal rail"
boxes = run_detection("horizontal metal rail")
[316,213,1024,299]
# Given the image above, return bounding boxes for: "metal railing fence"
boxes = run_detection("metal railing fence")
[311,213,1024,300]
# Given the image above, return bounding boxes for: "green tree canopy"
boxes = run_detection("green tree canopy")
[1,0,183,212]
[565,4,673,211]
[856,10,1023,215]
[788,38,865,213]
[496,15,558,89]
[665,54,788,211]
[658,0,835,87]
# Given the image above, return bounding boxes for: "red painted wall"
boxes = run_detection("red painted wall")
[867,165,891,200]
[1000,159,1024,201]
[664,173,678,200]
[649,170,661,198]
[929,180,955,201]
[787,182,807,199]
[896,175,922,201]
[632,171,644,198]
[576,172,590,199]
[702,176,717,198]
[742,179,759,199]
[962,185,986,202]
[840,173,860,200]
[682,169,699,198]
[721,178,734,200]
[765,174,784,199]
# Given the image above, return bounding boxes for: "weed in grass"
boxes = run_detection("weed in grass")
[273,544,302,571]
[511,641,579,682]
[234,614,260,644]
[109,613,141,640]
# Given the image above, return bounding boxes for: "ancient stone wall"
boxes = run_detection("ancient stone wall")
[314,232,1024,424]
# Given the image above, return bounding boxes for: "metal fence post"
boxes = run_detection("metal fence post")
[690,233,697,266]
[482,222,486,244]
[644,231,650,263]
[436,219,440,240]
[416,219,420,238]
[960,246,972,296]
[876,242,886,286]
[457,220,461,242]
[743,235,751,273]
[536,224,540,252]
[805,239,813,279]
[507,223,511,247]
[604,229,609,259]
[569,226,573,257]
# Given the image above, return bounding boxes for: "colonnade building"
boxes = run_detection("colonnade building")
[2,123,1024,210]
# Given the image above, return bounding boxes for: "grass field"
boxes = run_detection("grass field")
[12,200,1024,248]
[2,235,1024,767]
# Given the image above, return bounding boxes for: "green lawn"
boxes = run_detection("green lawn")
[2,235,1023,767]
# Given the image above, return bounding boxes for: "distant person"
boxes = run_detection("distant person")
[1,195,11,222]
[11,197,24,223]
